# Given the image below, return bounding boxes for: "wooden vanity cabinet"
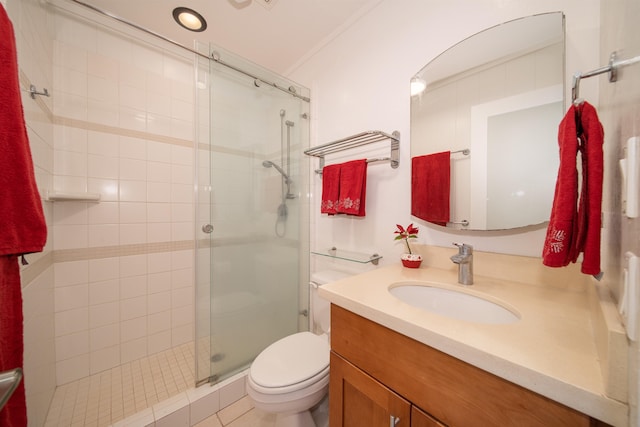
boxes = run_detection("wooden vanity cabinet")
[329,305,610,427]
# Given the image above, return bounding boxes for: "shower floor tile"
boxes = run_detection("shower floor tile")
[44,343,195,427]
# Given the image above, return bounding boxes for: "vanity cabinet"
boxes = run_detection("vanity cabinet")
[329,305,611,427]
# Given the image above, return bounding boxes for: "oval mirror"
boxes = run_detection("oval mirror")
[410,12,565,230]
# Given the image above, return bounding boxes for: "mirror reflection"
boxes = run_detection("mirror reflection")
[410,12,565,230]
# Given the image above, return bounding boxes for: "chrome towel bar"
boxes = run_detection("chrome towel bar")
[572,51,640,103]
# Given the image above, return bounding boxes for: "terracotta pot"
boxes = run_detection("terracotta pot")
[400,254,422,268]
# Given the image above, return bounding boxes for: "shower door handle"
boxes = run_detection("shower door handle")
[202,224,214,234]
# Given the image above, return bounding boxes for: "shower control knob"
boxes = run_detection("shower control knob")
[201,224,214,234]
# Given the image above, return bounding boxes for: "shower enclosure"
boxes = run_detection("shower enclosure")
[195,46,311,385]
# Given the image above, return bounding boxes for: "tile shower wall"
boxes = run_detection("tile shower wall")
[51,9,196,385]
[6,0,57,425]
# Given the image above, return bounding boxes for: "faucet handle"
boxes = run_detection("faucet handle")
[453,242,473,255]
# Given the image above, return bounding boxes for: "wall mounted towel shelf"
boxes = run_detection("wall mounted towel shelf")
[572,51,640,103]
[312,247,382,265]
[46,192,101,202]
[304,130,400,174]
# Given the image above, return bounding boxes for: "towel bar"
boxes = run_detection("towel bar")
[572,51,640,103]
[22,84,50,99]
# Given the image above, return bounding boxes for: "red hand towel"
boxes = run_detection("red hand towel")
[411,152,451,226]
[336,159,367,217]
[542,102,603,275]
[0,6,47,427]
[321,164,341,215]
[572,102,604,275]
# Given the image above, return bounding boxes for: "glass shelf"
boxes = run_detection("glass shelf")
[311,247,382,265]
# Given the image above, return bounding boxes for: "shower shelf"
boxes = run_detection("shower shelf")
[304,130,400,174]
[312,247,382,265]
[46,191,101,202]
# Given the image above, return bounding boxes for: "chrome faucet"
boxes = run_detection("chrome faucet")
[450,242,473,285]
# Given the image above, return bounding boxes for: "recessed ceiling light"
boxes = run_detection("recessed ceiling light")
[172,7,207,32]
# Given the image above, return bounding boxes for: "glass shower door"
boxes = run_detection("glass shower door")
[198,48,310,384]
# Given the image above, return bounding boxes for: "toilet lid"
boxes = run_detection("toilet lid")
[250,332,329,388]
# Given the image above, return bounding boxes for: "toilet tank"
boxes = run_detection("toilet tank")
[310,270,351,335]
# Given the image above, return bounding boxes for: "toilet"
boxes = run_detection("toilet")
[247,269,350,427]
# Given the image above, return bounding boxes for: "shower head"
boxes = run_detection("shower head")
[262,160,291,184]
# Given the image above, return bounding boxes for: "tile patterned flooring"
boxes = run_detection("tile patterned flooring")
[44,343,197,426]
[42,341,312,427]
[194,396,275,427]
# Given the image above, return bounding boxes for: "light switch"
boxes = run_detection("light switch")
[620,136,639,218]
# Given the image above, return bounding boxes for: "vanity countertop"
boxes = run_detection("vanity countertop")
[319,263,628,427]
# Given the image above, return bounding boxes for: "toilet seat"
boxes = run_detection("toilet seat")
[249,332,329,394]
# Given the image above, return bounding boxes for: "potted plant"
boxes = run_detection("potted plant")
[394,223,422,268]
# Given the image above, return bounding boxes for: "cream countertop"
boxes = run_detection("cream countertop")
[319,260,628,426]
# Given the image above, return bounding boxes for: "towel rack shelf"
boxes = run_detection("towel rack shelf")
[311,247,382,265]
[304,130,400,174]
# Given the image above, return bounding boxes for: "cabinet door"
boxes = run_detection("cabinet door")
[411,406,447,427]
[330,351,411,427]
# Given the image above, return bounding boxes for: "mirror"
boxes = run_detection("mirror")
[410,12,565,230]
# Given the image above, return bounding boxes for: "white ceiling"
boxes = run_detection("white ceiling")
[76,0,382,75]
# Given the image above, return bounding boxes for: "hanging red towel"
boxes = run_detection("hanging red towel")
[0,257,28,427]
[542,102,603,275]
[321,164,341,215]
[0,5,48,427]
[336,159,367,217]
[411,152,451,226]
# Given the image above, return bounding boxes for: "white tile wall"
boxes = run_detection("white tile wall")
[50,10,197,382]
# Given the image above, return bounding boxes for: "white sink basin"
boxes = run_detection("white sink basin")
[389,282,520,324]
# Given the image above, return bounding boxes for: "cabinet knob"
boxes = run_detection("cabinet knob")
[390,415,400,427]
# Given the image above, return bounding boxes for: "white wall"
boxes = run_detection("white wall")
[289,0,601,265]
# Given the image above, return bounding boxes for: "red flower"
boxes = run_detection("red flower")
[394,223,419,254]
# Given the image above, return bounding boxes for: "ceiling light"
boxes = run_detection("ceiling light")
[172,7,207,32]
[410,76,426,96]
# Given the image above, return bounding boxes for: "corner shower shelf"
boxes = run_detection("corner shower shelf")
[304,130,400,174]
[46,192,101,202]
[312,247,382,265]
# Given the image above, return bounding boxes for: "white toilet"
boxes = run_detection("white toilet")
[247,269,350,427]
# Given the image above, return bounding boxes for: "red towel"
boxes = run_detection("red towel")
[336,159,367,216]
[542,102,603,275]
[0,6,48,426]
[321,164,341,215]
[0,5,47,257]
[0,257,28,427]
[411,152,451,226]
